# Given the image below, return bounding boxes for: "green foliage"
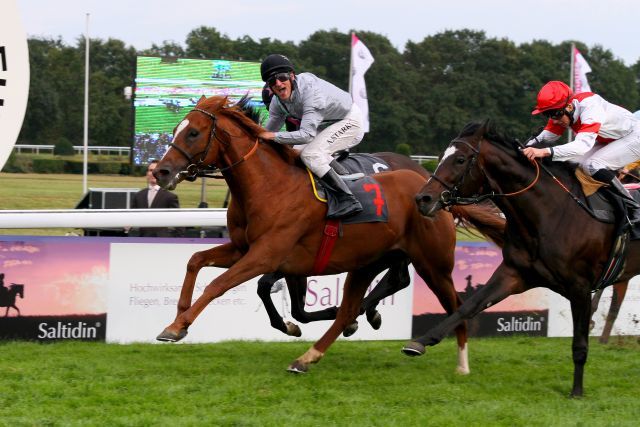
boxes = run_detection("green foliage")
[0,338,638,425]
[53,137,75,156]
[395,143,412,156]
[32,158,65,173]
[421,159,439,172]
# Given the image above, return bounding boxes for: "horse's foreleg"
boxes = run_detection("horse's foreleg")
[569,291,592,398]
[158,248,275,342]
[600,281,628,344]
[176,243,242,317]
[288,268,376,373]
[404,264,525,355]
[256,272,291,335]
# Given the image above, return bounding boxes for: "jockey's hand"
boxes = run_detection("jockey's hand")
[259,131,275,141]
[522,147,551,162]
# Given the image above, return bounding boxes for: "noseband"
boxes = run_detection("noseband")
[430,137,540,207]
[168,107,258,180]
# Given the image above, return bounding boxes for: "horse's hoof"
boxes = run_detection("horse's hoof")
[367,311,382,330]
[156,328,188,342]
[343,321,359,337]
[285,321,302,337]
[401,341,425,357]
[287,360,308,374]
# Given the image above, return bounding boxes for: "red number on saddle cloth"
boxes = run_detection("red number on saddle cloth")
[363,183,385,216]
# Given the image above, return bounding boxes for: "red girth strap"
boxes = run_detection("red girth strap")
[311,219,341,275]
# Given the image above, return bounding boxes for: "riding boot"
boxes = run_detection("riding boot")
[329,159,364,180]
[320,169,363,218]
[593,169,640,223]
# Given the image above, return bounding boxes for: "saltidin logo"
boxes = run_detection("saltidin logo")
[37,321,100,339]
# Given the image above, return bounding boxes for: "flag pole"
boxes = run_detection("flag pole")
[568,43,575,143]
[348,32,354,96]
[82,13,90,195]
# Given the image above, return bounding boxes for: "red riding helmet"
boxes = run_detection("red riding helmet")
[532,81,573,115]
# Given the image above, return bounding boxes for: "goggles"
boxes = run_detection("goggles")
[542,108,565,120]
[267,72,290,87]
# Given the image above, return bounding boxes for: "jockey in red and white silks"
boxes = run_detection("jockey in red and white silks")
[524,81,640,177]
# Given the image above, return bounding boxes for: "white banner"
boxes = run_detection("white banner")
[0,0,30,171]
[573,47,592,94]
[350,34,374,133]
[107,243,414,343]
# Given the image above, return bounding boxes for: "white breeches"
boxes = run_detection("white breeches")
[299,104,364,177]
[581,122,640,175]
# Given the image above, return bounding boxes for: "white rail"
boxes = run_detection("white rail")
[0,209,227,228]
[13,144,130,156]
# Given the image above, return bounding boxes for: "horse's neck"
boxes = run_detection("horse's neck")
[222,141,305,206]
[484,148,569,233]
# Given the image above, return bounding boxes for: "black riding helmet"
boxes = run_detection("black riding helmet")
[260,54,294,82]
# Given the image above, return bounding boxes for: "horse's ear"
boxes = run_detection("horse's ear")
[476,119,494,139]
[197,95,206,105]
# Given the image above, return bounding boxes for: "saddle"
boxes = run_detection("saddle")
[575,170,640,290]
[309,154,390,224]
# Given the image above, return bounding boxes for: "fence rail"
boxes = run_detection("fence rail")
[13,144,130,156]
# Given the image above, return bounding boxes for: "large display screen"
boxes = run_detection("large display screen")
[133,56,265,165]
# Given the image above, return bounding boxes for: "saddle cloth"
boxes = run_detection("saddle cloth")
[309,154,390,224]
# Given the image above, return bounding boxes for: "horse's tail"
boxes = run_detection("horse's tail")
[450,203,506,248]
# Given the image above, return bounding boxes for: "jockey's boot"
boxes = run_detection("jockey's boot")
[320,169,363,218]
[330,159,364,180]
[594,169,640,224]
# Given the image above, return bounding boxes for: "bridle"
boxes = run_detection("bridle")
[168,107,259,180]
[429,137,540,207]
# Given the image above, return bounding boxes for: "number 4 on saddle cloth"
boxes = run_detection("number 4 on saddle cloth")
[309,154,390,224]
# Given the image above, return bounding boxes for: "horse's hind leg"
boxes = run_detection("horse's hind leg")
[288,267,377,373]
[600,281,628,344]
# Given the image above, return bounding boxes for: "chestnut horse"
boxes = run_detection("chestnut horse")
[411,121,640,397]
[153,96,504,373]
[256,152,483,339]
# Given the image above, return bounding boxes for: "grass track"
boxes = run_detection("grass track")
[0,337,638,426]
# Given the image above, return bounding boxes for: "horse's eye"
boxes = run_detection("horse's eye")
[189,129,199,138]
[455,156,466,165]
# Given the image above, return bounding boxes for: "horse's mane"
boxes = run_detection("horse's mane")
[196,95,300,166]
[459,121,579,180]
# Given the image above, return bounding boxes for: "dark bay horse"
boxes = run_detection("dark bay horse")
[411,121,640,397]
[1,284,24,317]
[153,96,505,373]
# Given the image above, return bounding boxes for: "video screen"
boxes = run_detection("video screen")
[132,56,265,165]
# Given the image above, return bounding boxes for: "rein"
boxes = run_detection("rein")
[169,107,259,180]
[431,138,541,206]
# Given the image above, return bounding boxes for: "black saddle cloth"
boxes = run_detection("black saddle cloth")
[316,154,391,224]
[585,187,640,240]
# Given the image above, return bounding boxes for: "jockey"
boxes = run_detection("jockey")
[258,54,364,219]
[523,80,640,220]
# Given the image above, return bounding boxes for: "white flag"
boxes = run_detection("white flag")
[573,47,592,94]
[350,34,374,133]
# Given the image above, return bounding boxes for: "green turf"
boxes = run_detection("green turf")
[0,337,637,426]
